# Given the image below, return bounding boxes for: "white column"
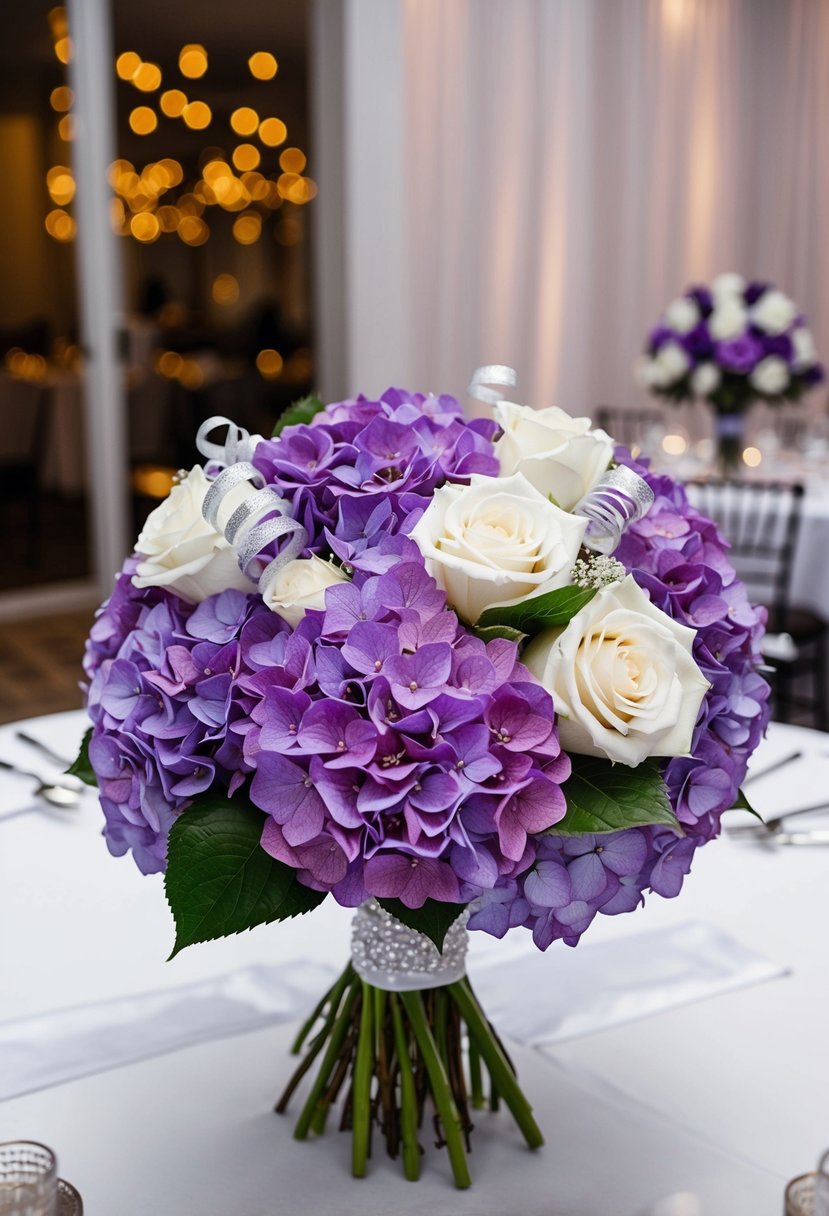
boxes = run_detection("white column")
[67,0,130,598]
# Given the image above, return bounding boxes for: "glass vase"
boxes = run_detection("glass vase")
[715,412,746,477]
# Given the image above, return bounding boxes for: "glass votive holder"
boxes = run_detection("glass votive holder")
[0,1142,57,1216]
[785,1152,829,1216]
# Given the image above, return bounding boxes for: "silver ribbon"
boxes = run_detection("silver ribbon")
[574,465,655,555]
[197,418,308,594]
[468,364,518,407]
[351,900,469,992]
[196,415,264,470]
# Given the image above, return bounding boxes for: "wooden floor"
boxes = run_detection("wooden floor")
[0,609,94,724]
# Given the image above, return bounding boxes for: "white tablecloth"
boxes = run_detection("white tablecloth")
[1,711,827,1213]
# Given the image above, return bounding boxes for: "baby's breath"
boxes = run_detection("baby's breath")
[570,554,626,590]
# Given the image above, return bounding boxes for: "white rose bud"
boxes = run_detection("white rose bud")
[665,297,700,334]
[261,555,349,627]
[409,472,586,623]
[749,355,790,396]
[133,466,255,603]
[749,289,797,336]
[493,402,614,512]
[635,355,669,390]
[792,326,817,372]
[524,575,709,766]
[654,340,690,385]
[690,362,721,397]
[712,272,746,298]
[709,296,747,341]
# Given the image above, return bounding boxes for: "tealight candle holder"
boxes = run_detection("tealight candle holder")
[0,1142,57,1216]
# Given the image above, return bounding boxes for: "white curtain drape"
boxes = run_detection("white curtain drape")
[321,0,829,414]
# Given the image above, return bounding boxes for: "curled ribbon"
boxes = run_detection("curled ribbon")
[198,420,308,594]
[195,415,264,471]
[468,365,518,407]
[574,466,654,555]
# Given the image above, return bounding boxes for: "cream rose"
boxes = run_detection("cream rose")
[133,466,254,602]
[409,472,586,622]
[709,296,747,341]
[712,271,746,298]
[493,402,614,511]
[792,326,817,371]
[690,362,721,397]
[750,289,797,335]
[261,555,349,627]
[654,340,690,385]
[523,575,709,766]
[749,355,789,395]
[665,297,700,334]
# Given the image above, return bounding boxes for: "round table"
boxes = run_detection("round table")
[1,711,827,1214]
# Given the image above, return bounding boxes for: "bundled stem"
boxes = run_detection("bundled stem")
[276,963,543,1188]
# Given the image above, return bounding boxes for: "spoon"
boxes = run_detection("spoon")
[0,758,82,808]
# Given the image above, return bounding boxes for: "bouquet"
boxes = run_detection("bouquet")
[637,273,824,470]
[74,371,770,1188]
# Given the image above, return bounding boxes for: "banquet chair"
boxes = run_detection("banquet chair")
[688,479,828,730]
[596,405,665,451]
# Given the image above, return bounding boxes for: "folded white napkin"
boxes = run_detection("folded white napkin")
[468,920,787,1046]
[0,959,336,1103]
[0,921,784,1103]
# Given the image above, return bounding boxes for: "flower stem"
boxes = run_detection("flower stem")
[293,979,360,1141]
[468,1039,485,1110]
[276,967,355,1113]
[389,993,421,1181]
[290,963,353,1055]
[351,981,375,1178]
[400,990,471,1190]
[447,979,544,1151]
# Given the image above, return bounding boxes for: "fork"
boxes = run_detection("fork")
[728,798,829,839]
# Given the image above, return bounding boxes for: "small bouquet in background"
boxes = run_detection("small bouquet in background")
[637,273,824,470]
[73,376,770,1188]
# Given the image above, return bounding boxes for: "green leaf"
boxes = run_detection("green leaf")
[543,755,680,835]
[728,787,764,823]
[377,898,467,953]
[164,794,326,959]
[472,624,527,644]
[477,584,597,634]
[66,726,97,788]
[271,393,324,437]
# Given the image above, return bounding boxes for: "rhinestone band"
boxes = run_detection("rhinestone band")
[351,901,469,992]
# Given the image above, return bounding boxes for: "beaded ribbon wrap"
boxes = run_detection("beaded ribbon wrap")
[351,901,469,991]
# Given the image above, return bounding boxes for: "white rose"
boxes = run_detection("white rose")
[792,326,817,372]
[750,289,796,335]
[635,355,668,390]
[409,472,586,622]
[690,362,721,397]
[712,272,746,298]
[665,297,700,334]
[523,574,709,766]
[709,296,747,340]
[749,355,790,395]
[261,555,349,627]
[654,340,690,385]
[133,466,254,602]
[493,401,613,511]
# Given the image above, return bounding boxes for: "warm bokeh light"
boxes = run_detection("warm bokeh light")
[179,358,204,390]
[50,86,73,112]
[47,168,76,206]
[110,197,126,230]
[232,143,261,172]
[742,446,763,468]
[156,205,180,233]
[242,171,269,201]
[183,101,211,130]
[132,465,176,499]
[129,106,158,135]
[248,51,278,80]
[160,89,188,118]
[661,433,688,456]
[57,115,75,141]
[279,147,306,174]
[179,44,208,79]
[177,215,209,245]
[116,51,142,80]
[232,211,262,244]
[212,273,240,305]
[158,158,184,187]
[45,208,76,242]
[231,106,259,136]
[54,36,72,64]
[132,62,162,92]
[156,350,183,377]
[256,349,283,379]
[258,117,287,147]
[48,6,68,38]
[177,192,205,216]
[130,212,161,242]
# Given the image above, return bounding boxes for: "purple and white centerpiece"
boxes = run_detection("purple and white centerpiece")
[75,377,770,1187]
